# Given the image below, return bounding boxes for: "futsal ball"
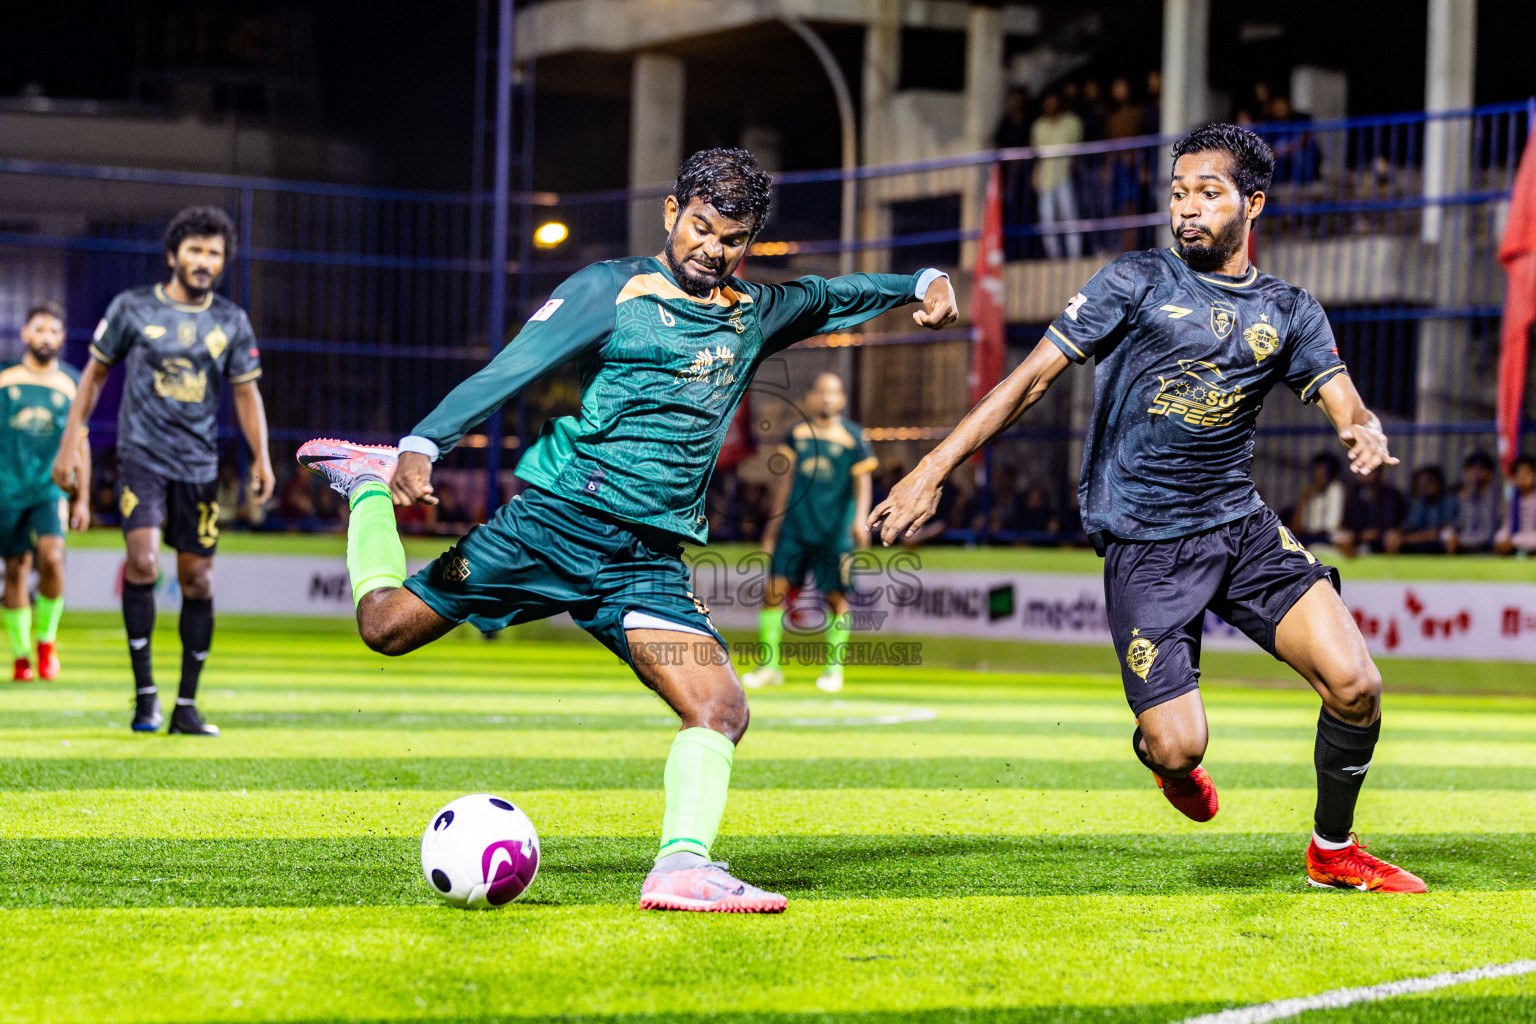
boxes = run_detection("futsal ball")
[420,793,540,908]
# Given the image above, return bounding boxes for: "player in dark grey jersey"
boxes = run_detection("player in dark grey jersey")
[872,125,1425,893]
[53,207,275,736]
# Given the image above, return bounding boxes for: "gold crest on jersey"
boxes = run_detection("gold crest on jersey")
[1125,629,1159,680]
[1244,314,1280,363]
[205,326,229,359]
[1210,300,1238,340]
[177,322,196,346]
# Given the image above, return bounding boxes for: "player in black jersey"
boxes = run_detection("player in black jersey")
[53,207,275,736]
[872,124,1425,893]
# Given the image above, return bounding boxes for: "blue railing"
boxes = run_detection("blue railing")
[0,101,1531,540]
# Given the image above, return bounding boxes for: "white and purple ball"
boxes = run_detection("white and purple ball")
[420,793,540,908]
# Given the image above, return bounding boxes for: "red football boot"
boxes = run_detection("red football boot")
[1307,834,1427,893]
[1152,766,1219,822]
[12,657,33,682]
[36,641,59,681]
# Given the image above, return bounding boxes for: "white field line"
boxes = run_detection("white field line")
[782,708,938,726]
[1177,960,1536,1024]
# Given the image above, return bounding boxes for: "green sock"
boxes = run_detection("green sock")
[657,727,735,861]
[34,594,64,643]
[825,613,850,673]
[347,482,406,606]
[759,607,782,671]
[3,606,32,659]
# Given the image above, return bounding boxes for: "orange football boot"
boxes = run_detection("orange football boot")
[1153,765,1219,822]
[1307,834,1426,892]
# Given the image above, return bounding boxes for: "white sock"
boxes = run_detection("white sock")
[1312,831,1353,850]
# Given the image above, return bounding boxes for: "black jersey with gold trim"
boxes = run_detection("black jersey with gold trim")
[92,284,261,483]
[1046,247,1346,543]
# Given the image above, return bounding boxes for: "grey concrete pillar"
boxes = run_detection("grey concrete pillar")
[628,52,686,256]
[1421,0,1476,244]
[962,4,1006,270]
[1160,0,1209,140]
[859,0,901,274]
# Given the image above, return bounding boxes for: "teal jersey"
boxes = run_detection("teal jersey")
[0,362,80,509]
[0,360,79,509]
[778,416,876,551]
[410,256,928,542]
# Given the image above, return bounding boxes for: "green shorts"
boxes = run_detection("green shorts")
[404,487,723,667]
[770,537,853,595]
[0,497,65,559]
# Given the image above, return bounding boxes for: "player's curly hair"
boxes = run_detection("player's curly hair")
[672,148,773,235]
[163,206,237,257]
[1171,123,1275,199]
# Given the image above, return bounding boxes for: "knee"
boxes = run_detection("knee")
[179,573,213,600]
[1328,661,1382,723]
[124,554,159,584]
[701,683,750,744]
[37,551,64,580]
[358,614,411,657]
[1145,733,1206,776]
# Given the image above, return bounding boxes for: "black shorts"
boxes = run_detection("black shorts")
[117,459,220,555]
[1103,507,1338,716]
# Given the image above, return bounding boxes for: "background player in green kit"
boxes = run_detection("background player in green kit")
[743,372,876,693]
[0,303,91,682]
[298,148,958,912]
[54,207,275,736]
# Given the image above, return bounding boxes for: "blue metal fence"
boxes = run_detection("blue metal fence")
[0,101,1530,540]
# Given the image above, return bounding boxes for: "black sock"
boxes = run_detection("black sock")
[178,598,214,703]
[122,581,157,694]
[1131,726,1159,773]
[1314,708,1381,843]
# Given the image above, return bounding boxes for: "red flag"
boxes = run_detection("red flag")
[1497,131,1536,473]
[969,163,1006,410]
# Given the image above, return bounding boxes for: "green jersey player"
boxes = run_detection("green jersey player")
[54,207,276,736]
[298,148,959,912]
[743,373,876,693]
[0,303,91,682]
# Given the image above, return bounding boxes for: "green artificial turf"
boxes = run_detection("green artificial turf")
[0,614,1532,1023]
[63,528,1536,581]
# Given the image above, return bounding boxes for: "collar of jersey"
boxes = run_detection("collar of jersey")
[154,283,214,312]
[645,257,751,307]
[1166,247,1258,289]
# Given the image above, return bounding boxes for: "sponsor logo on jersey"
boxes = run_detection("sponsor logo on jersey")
[1244,313,1280,363]
[1210,300,1238,340]
[177,322,196,346]
[528,298,563,322]
[1148,358,1245,430]
[1064,292,1088,320]
[152,358,208,404]
[204,325,228,359]
[1160,304,1193,319]
[442,554,472,583]
[1125,629,1159,680]
[141,325,167,340]
[9,405,55,434]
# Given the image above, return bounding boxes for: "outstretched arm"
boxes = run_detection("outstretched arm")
[758,269,958,351]
[1315,374,1398,477]
[869,337,1071,545]
[52,358,110,493]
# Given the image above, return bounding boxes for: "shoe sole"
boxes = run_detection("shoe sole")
[638,893,787,913]
[131,722,162,732]
[1306,872,1425,894]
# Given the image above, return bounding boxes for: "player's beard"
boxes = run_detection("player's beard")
[662,231,730,297]
[174,262,222,301]
[24,340,59,366]
[1172,212,1246,270]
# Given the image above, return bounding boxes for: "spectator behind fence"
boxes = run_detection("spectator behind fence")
[995,87,1037,260]
[1495,455,1536,555]
[1030,91,1084,259]
[1334,469,1405,557]
[1448,450,1501,553]
[1387,465,1456,553]
[1104,76,1145,250]
[1289,452,1344,544]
